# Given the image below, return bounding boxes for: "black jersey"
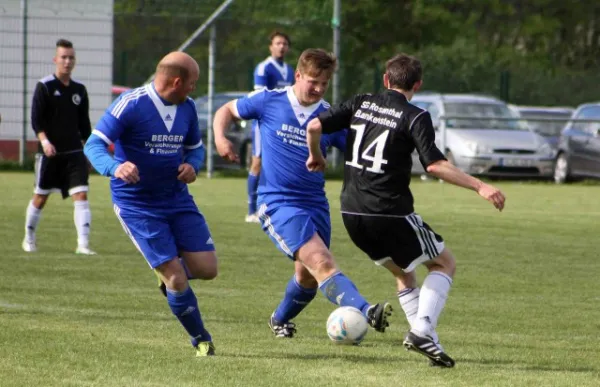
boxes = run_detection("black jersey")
[318,90,445,216]
[31,74,92,153]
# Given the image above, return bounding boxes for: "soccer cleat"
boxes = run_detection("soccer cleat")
[403,331,455,368]
[268,315,297,338]
[195,341,216,357]
[22,239,37,253]
[153,270,167,297]
[366,302,393,332]
[75,246,97,255]
[244,213,261,223]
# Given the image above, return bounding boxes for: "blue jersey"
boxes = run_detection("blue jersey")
[254,57,295,90]
[93,83,203,206]
[236,86,346,206]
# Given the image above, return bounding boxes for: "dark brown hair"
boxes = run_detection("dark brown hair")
[385,53,422,90]
[56,39,73,49]
[270,31,291,46]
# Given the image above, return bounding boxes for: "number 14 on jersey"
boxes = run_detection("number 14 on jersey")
[345,124,390,174]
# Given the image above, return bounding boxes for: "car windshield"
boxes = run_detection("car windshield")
[519,112,571,137]
[443,102,522,130]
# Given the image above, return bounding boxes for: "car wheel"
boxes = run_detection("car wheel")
[554,153,570,184]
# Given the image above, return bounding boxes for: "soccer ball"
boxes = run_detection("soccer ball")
[326,306,368,345]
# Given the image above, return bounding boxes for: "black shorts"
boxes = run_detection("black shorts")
[34,151,89,199]
[342,212,445,272]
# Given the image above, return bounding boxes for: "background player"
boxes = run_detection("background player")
[245,31,295,223]
[84,51,217,357]
[213,48,392,338]
[305,53,506,367]
[22,38,95,255]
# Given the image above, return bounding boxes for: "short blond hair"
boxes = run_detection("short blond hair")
[296,48,337,78]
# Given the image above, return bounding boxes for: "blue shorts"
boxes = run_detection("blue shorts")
[257,201,331,259]
[251,120,261,158]
[113,199,215,269]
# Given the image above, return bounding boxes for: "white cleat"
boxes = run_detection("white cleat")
[75,246,97,255]
[22,239,37,252]
[244,213,261,224]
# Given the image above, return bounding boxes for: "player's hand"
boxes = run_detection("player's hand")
[477,183,506,211]
[215,137,239,163]
[306,152,327,172]
[177,163,197,184]
[42,141,56,157]
[115,161,140,184]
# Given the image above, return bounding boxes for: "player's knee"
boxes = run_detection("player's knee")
[200,265,218,280]
[72,192,87,201]
[428,249,456,277]
[305,249,336,274]
[32,194,48,209]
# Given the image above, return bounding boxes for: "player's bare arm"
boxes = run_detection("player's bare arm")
[305,118,326,172]
[426,160,506,211]
[114,161,140,184]
[177,163,197,184]
[213,100,240,163]
[37,132,56,157]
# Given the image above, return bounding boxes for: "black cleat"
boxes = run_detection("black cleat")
[403,331,455,368]
[366,302,393,332]
[268,315,297,338]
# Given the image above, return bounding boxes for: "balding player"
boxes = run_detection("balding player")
[84,52,217,357]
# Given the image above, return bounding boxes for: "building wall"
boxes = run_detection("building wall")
[0,0,113,160]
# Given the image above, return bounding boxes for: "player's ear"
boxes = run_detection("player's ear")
[383,73,389,89]
[172,76,182,89]
[295,70,301,82]
[413,80,423,93]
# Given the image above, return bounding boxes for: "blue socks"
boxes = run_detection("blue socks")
[273,275,318,323]
[166,286,211,347]
[319,272,370,315]
[247,173,259,215]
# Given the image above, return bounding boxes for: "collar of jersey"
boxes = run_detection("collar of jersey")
[149,82,174,106]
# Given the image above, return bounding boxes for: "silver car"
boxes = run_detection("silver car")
[509,105,574,150]
[410,93,555,177]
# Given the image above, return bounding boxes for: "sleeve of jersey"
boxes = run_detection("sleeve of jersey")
[317,97,357,134]
[410,111,446,168]
[84,134,121,177]
[253,64,267,90]
[328,128,348,151]
[183,103,205,174]
[31,83,46,134]
[235,90,266,121]
[79,87,92,141]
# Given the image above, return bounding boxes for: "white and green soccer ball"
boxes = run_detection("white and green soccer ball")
[326,306,368,345]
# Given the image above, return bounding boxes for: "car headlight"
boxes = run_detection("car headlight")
[537,143,554,157]
[464,141,479,155]
[464,141,493,155]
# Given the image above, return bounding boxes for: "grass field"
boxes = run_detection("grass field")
[0,172,599,387]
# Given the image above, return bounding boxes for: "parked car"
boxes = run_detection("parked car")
[554,102,600,183]
[509,105,574,150]
[410,93,555,177]
[194,91,252,169]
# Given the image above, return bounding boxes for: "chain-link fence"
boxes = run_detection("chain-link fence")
[0,0,113,163]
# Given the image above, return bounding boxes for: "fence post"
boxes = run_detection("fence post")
[20,0,29,166]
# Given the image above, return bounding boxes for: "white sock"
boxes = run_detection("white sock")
[398,287,420,328]
[25,201,42,241]
[74,200,91,248]
[413,271,453,337]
